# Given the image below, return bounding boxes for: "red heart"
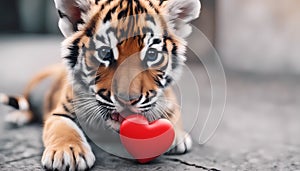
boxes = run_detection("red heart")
[120,114,175,163]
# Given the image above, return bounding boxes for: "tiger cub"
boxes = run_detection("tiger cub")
[1,0,201,170]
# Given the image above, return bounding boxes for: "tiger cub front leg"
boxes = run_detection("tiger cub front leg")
[41,112,95,171]
[164,89,193,155]
[167,109,193,155]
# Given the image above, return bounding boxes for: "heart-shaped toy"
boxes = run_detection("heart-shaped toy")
[120,114,175,163]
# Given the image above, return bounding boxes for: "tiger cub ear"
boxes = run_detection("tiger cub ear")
[163,0,201,38]
[54,0,91,37]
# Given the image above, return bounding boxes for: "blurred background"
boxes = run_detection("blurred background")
[1,0,300,74]
[1,0,300,170]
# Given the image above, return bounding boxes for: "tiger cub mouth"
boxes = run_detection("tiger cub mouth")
[110,112,125,123]
[110,105,143,123]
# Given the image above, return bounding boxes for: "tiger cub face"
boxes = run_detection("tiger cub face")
[55,0,201,130]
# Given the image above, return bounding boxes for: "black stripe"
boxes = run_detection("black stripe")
[65,38,81,68]
[103,11,112,23]
[62,103,71,113]
[103,3,119,24]
[149,90,157,97]
[164,76,173,87]
[146,0,159,13]
[8,97,19,109]
[128,0,134,16]
[141,93,156,107]
[85,25,94,37]
[118,9,128,20]
[171,42,178,69]
[131,94,143,106]
[162,38,168,53]
[53,114,75,121]
[133,0,146,13]
[97,100,115,108]
[154,77,164,88]
[111,5,118,13]
[157,74,163,79]
[141,92,150,105]
[134,6,139,14]
[74,19,85,31]
[149,38,161,47]
[159,0,166,6]
[58,10,67,18]
[85,15,98,37]
[101,4,105,10]
[97,89,113,103]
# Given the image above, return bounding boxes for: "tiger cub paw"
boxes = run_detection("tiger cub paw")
[165,132,193,155]
[5,110,33,126]
[41,142,95,171]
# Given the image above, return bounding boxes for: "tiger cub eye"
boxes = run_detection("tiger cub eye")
[98,46,113,60]
[145,48,158,62]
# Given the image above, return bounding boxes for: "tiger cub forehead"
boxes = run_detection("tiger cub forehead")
[87,0,169,45]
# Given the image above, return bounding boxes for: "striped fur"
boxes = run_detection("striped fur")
[0,94,29,111]
[1,0,201,170]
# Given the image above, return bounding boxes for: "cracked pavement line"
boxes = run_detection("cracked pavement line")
[166,158,221,171]
[2,154,41,165]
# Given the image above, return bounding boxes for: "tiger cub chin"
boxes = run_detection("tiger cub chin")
[1,0,201,170]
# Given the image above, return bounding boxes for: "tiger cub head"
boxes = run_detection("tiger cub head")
[54,0,201,129]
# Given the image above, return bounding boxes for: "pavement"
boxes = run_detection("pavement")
[0,35,300,171]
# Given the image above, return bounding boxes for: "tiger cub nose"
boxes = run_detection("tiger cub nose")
[116,93,141,105]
